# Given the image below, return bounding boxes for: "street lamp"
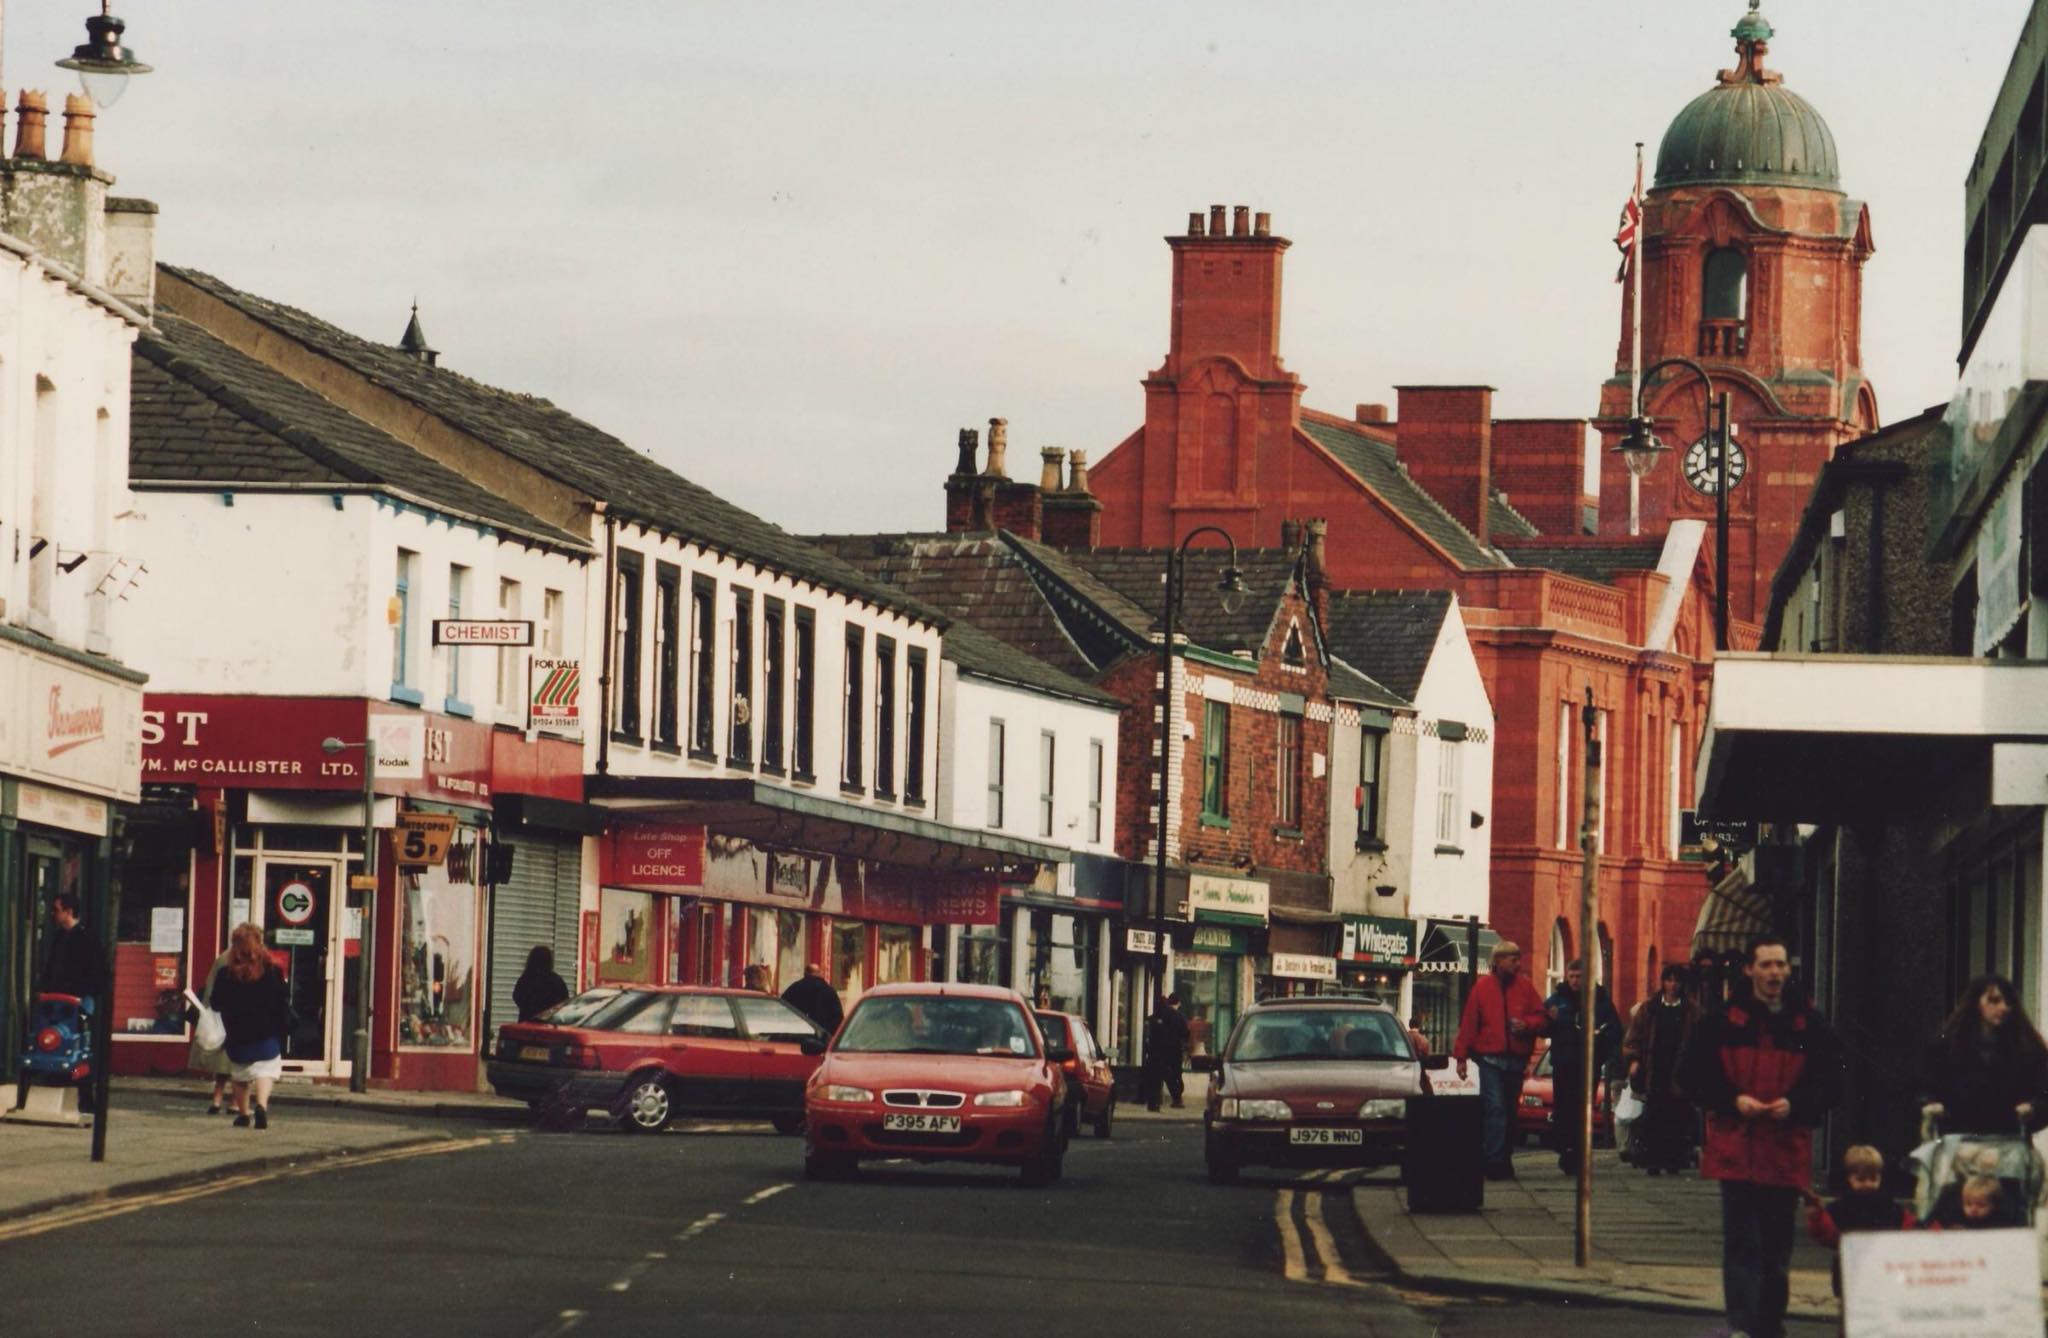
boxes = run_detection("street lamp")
[54,2,152,108]
[322,735,378,1094]
[1150,528,1247,1028]
[1609,356,1735,650]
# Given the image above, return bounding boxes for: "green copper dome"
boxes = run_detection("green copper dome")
[1653,3,1840,192]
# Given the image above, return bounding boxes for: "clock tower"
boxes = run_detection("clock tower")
[1594,1,1876,628]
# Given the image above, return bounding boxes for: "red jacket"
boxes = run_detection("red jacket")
[1679,997,1842,1189]
[1452,971,1549,1063]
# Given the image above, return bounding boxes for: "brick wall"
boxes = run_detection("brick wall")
[1395,386,1493,545]
[1491,418,1594,535]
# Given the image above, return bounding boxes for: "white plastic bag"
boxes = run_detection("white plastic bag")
[1613,1089,1645,1129]
[184,987,226,1052]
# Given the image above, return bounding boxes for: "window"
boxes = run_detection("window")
[27,378,56,622]
[1434,734,1463,849]
[842,625,866,791]
[1357,728,1384,847]
[541,588,565,654]
[831,920,868,1006]
[1703,247,1748,320]
[987,719,1006,827]
[670,995,740,1038]
[874,635,896,798]
[904,646,928,803]
[734,995,820,1042]
[792,606,817,779]
[391,549,419,697]
[654,564,681,748]
[1556,701,1573,849]
[1667,720,1685,859]
[1088,739,1105,843]
[1201,701,1230,822]
[1595,710,1609,855]
[1276,712,1303,829]
[613,551,645,737]
[445,564,470,708]
[762,597,786,773]
[730,587,754,766]
[496,578,523,709]
[689,575,716,758]
[1038,730,1056,837]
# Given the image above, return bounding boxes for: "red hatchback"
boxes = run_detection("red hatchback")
[1036,1010,1116,1139]
[804,983,1071,1185]
[487,986,827,1133]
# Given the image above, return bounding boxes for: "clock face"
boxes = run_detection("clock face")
[1681,434,1748,495]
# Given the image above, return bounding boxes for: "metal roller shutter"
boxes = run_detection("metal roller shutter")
[488,837,579,1041]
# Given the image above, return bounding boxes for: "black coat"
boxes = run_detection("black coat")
[781,974,843,1034]
[513,970,570,1022]
[210,966,291,1051]
[1924,1036,2048,1135]
[39,924,104,999]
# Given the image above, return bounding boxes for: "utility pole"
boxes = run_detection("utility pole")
[1575,686,1602,1268]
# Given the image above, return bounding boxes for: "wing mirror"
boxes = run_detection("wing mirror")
[799,1037,828,1056]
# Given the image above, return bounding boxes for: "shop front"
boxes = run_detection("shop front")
[1409,917,1496,1055]
[1338,913,1419,1016]
[1177,872,1269,1062]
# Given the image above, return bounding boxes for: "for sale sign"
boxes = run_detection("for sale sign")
[1842,1227,2041,1336]
[529,657,581,733]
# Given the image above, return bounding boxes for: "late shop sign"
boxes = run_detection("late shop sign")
[602,820,708,889]
[1342,916,1419,967]
[1182,874,1269,925]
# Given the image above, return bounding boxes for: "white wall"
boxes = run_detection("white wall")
[1326,707,1414,920]
[937,666,1119,855]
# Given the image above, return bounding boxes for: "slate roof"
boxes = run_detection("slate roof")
[1032,545,1307,656]
[1325,658,1410,711]
[933,619,1121,708]
[1490,492,1540,540]
[130,312,584,547]
[1297,415,1507,569]
[1494,538,1665,587]
[1323,590,1455,701]
[160,265,933,624]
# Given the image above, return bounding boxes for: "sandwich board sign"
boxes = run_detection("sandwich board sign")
[1842,1226,2041,1336]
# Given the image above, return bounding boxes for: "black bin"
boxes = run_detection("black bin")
[1402,1094,1484,1213]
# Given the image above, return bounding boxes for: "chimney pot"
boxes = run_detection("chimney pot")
[58,93,93,167]
[1187,211,1205,237]
[1039,446,1065,493]
[1209,204,1226,236]
[954,428,979,476]
[14,90,48,161]
[1280,519,1303,551]
[1066,449,1091,495]
[1305,518,1329,577]
[1355,403,1389,424]
[1254,211,1271,237]
[1232,205,1250,237]
[985,417,1009,477]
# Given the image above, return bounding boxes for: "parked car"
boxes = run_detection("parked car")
[1035,1010,1116,1139]
[486,985,826,1133]
[1202,996,1423,1184]
[1515,1045,1613,1147]
[804,983,1071,1185]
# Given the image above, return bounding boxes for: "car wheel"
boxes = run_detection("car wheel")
[771,1112,805,1136]
[1205,1132,1239,1184]
[804,1150,854,1181]
[1062,1099,1081,1141]
[616,1075,673,1133]
[1092,1094,1114,1139]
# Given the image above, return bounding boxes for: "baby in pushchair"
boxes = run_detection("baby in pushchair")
[1913,1136,2042,1230]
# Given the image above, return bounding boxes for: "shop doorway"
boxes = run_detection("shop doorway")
[254,858,352,1078]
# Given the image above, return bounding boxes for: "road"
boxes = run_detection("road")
[0,1117,1836,1337]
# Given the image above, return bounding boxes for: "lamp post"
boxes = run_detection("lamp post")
[54,1,153,107]
[1150,528,1247,1029]
[1612,355,1735,650]
[322,735,378,1094]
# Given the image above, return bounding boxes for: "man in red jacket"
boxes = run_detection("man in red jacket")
[1453,941,1549,1179]
[1679,935,1841,1338]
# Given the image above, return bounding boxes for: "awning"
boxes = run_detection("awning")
[1692,872,1773,958]
[585,776,1068,874]
[1414,919,1499,975]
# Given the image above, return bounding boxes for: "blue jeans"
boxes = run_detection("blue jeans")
[1720,1179,1799,1338]
[1476,1055,1524,1166]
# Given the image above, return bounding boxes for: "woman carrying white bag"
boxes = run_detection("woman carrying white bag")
[185,948,234,1115]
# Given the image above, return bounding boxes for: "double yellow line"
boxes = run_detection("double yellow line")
[1276,1171,1367,1289]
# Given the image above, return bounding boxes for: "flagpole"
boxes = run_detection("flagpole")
[1628,141,1645,536]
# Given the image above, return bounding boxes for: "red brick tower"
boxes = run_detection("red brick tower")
[1593,1,1877,624]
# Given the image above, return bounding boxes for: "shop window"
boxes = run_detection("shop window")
[654,564,681,748]
[1201,701,1230,823]
[904,646,928,803]
[115,814,196,1035]
[792,606,817,779]
[1038,730,1056,837]
[671,995,740,1038]
[956,921,1008,986]
[399,843,481,1050]
[987,719,1006,827]
[877,925,917,984]
[1028,911,1092,1017]
[762,597,786,774]
[497,578,523,710]
[831,921,868,1006]
[689,575,717,759]
[598,888,657,984]
[612,551,644,740]
[874,635,897,798]
[1088,739,1105,843]
[1357,727,1384,847]
[775,910,806,994]
[842,625,865,792]
[1276,712,1303,830]
[445,563,470,712]
[392,548,420,701]
[730,587,755,766]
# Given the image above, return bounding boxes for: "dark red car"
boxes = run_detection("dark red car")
[1036,1010,1116,1138]
[487,985,827,1133]
[804,983,1071,1184]
[1516,1045,1613,1146]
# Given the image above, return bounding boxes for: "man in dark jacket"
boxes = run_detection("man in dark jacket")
[39,893,105,1001]
[780,962,843,1035]
[1679,935,1842,1338]
[1545,958,1622,1175]
[1143,994,1191,1110]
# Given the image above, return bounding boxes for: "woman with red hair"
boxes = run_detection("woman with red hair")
[208,923,290,1128]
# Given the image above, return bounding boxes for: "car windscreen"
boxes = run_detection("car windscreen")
[1226,1009,1411,1062]
[837,996,1039,1057]
[1034,1013,1070,1050]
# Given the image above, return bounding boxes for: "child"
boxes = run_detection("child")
[1805,1145,1915,1295]
[1955,1175,2003,1227]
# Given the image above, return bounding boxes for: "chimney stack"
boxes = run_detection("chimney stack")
[1354,403,1389,425]
[1039,446,1065,493]
[1041,449,1102,550]
[14,90,47,160]
[58,95,93,167]
[952,427,979,476]
[1067,449,1092,496]
[944,428,990,532]
[985,417,1008,477]
[0,89,113,281]
[104,197,157,317]
[1394,386,1495,549]
[1304,518,1328,578]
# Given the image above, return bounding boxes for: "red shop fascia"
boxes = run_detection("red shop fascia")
[115,694,581,1091]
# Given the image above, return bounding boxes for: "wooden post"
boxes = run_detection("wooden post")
[1575,686,1602,1267]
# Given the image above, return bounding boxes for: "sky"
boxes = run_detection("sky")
[14,0,2034,533]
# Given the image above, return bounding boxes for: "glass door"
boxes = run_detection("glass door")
[258,859,345,1076]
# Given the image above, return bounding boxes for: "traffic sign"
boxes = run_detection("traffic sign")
[276,882,316,925]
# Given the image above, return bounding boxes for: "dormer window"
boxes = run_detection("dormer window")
[1281,621,1306,671]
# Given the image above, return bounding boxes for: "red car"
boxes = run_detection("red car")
[487,985,827,1133]
[1036,1010,1116,1139]
[804,983,1071,1185]
[1516,1045,1613,1146]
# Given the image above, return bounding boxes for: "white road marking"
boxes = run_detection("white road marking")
[531,1309,585,1338]
[742,1182,793,1205]
[606,1280,631,1293]
[674,1210,727,1241]
[1275,1189,1310,1282]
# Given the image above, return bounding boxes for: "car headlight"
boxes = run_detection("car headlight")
[1359,1099,1406,1121]
[821,1085,873,1103]
[973,1090,1028,1108]
[1220,1098,1292,1121]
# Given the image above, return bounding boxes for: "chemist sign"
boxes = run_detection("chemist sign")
[1842,1226,2042,1336]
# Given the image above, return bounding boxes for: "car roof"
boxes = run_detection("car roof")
[611,985,764,998]
[861,982,1027,1003]
[1244,996,1397,1014]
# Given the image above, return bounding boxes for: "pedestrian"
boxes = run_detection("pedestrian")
[39,891,105,1001]
[1622,962,1699,1174]
[781,961,844,1035]
[1144,993,1191,1110]
[1919,974,2048,1136]
[511,945,570,1022]
[1689,948,1721,1012]
[1544,957,1621,1175]
[1803,1144,1914,1297]
[209,923,291,1130]
[1405,1016,1430,1059]
[742,963,771,993]
[1452,940,1549,1179]
[1678,935,1842,1338]
[188,946,234,1115]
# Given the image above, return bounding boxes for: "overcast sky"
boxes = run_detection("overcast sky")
[19,0,2032,532]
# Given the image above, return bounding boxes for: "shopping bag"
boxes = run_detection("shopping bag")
[184,987,226,1052]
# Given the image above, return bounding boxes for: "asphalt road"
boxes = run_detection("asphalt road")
[0,1118,1836,1337]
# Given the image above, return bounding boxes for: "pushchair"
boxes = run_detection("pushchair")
[1909,1121,2044,1230]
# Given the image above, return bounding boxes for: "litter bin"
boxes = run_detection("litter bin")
[1402,1092,1484,1212]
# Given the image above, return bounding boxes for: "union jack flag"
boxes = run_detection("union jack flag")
[1614,162,1643,283]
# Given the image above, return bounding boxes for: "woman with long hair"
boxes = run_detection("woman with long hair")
[1923,975,2048,1135]
[512,944,569,1022]
[1623,962,1700,1174]
[208,923,290,1128]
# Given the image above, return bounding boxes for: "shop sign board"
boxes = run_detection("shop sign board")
[1343,916,1419,966]
[143,694,366,789]
[13,780,109,836]
[1191,923,1246,953]
[434,619,532,646]
[926,877,1000,925]
[1269,953,1338,981]
[273,928,316,947]
[602,820,708,890]
[1183,874,1268,925]
[1842,1226,2040,1335]
[2,640,143,802]
[528,657,581,733]
[395,812,458,867]
[1125,928,1172,959]
[1174,952,1221,976]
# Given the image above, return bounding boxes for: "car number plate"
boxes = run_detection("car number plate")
[881,1113,962,1134]
[519,1046,550,1062]
[1288,1127,1364,1146]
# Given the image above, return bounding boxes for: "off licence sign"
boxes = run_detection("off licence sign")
[396,812,459,866]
